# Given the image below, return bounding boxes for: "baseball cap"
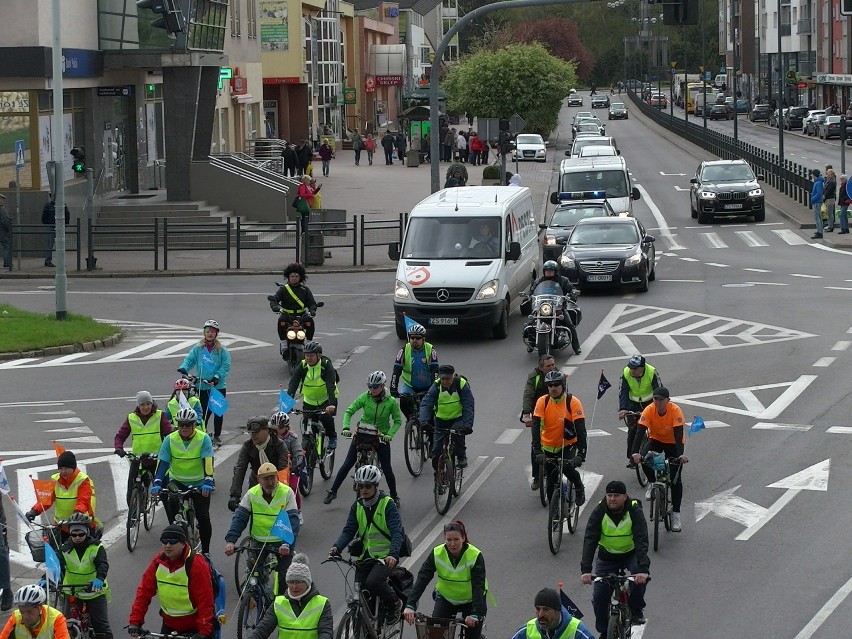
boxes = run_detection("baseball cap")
[257,462,278,477]
[652,387,670,399]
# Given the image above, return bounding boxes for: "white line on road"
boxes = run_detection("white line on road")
[789,273,823,279]
[773,229,809,245]
[587,429,611,437]
[811,243,852,255]
[96,340,169,362]
[700,233,728,249]
[34,416,83,424]
[752,422,813,431]
[658,279,705,283]
[792,574,852,639]
[704,262,730,267]
[678,257,700,262]
[495,429,523,444]
[353,345,371,354]
[813,357,836,367]
[634,184,684,249]
[826,426,852,434]
[735,231,769,247]
[831,341,851,351]
[825,286,852,291]
[746,281,788,286]
[370,331,390,340]
[742,267,771,273]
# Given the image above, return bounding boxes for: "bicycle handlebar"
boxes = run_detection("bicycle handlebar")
[290,408,324,417]
[166,486,203,498]
[125,453,157,462]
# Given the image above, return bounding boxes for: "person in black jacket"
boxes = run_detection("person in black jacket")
[528,261,581,355]
[296,140,313,176]
[282,142,299,178]
[270,262,319,340]
[227,416,289,511]
[42,194,70,267]
[381,131,396,165]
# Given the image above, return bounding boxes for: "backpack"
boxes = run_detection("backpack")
[187,552,226,630]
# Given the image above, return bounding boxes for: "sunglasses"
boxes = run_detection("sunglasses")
[409,336,424,341]
[368,384,383,389]
[69,532,87,538]
[546,382,563,388]
[443,522,463,533]
[178,422,195,427]
[161,539,183,545]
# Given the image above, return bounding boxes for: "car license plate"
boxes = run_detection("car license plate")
[586,274,612,282]
[430,317,458,325]
[723,203,743,210]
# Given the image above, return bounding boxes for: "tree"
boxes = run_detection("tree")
[508,19,594,80]
[443,43,577,135]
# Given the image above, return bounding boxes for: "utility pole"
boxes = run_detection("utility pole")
[52,0,67,319]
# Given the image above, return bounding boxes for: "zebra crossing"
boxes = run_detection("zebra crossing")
[652,223,813,252]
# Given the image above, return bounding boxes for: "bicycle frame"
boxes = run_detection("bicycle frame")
[324,556,393,639]
[54,584,95,639]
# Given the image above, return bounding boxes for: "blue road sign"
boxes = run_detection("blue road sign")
[15,140,24,169]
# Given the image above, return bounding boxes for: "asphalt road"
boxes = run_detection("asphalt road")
[3,101,852,639]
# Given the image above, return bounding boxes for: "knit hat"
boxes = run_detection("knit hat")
[811,168,821,177]
[534,588,561,611]
[160,524,187,544]
[605,480,627,495]
[286,553,312,586]
[438,364,455,377]
[257,462,278,477]
[57,451,77,469]
[136,390,153,405]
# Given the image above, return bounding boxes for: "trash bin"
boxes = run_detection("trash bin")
[406,150,420,167]
[305,230,324,266]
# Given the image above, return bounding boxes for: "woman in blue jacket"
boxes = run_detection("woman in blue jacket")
[178,319,232,445]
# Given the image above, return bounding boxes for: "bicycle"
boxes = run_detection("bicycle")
[53,584,96,639]
[622,412,648,487]
[125,453,158,552]
[644,452,683,552]
[166,485,202,552]
[414,612,487,639]
[233,539,279,639]
[323,555,403,639]
[544,453,581,555]
[400,392,429,477]
[593,569,647,639]
[348,423,380,490]
[292,408,336,496]
[432,426,465,515]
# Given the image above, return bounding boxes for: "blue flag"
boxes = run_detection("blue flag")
[560,589,584,619]
[403,315,422,334]
[208,387,230,417]
[279,390,296,414]
[270,507,294,544]
[597,372,612,400]
[44,542,61,585]
[688,416,705,435]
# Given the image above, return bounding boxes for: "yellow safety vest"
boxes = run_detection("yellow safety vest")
[273,594,328,639]
[11,606,64,639]
[354,496,392,559]
[51,472,96,521]
[524,616,581,639]
[128,410,165,455]
[623,365,656,403]
[156,559,196,617]
[435,378,467,421]
[599,500,638,554]
[166,397,204,432]
[62,543,109,600]
[433,544,488,605]
[300,361,337,405]
[167,429,207,484]
[401,342,433,387]
[248,483,294,543]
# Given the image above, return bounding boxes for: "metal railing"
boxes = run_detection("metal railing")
[8,221,82,271]
[360,214,407,265]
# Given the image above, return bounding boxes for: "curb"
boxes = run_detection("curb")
[0,265,398,279]
[0,331,124,360]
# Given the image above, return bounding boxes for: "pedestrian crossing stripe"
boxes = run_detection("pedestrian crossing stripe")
[658,227,811,251]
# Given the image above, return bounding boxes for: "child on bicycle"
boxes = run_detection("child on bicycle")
[165,378,203,430]
[269,412,306,521]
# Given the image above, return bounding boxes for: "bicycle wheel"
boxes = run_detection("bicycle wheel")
[236,591,264,639]
[143,484,157,531]
[547,486,564,554]
[403,419,424,477]
[233,537,253,592]
[651,487,661,552]
[452,455,463,496]
[635,462,649,487]
[607,613,624,639]
[566,482,579,534]
[335,608,364,639]
[538,460,548,508]
[185,509,201,553]
[434,454,453,515]
[301,436,316,496]
[320,434,335,480]
[663,486,672,532]
[126,489,141,552]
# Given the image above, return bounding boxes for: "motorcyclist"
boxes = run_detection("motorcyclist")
[527,261,581,356]
[270,262,319,341]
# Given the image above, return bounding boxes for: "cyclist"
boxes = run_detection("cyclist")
[269,262,319,340]
[389,323,439,422]
[228,416,289,512]
[531,370,587,506]
[114,390,174,505]
[177,319,232,446]
[224,462,301,591]
[521,354,557,491]
[580,480,649,635]
[402,520,487,639]
[419,365,474,470]
[128,524,214,639]
[528,261,581,355]
[328,465,404,625]
[244,553,333,639]
[617,355,662,469]
[56,513,112,639]
[509,588,595,639]
[630,387,688,532]
[268,412,306,520]
[26,451,100,536]
[286,341,339,450]
[150,408,215,554]
[0,585,70,639]
[166,378,203,430]
[325,371,402,506]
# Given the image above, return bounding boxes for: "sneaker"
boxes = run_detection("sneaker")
[323,490,337,505]
[531,478,540,491]
[327,437,337,450]
[213,436,222,446]
[645,487,653,500]
[456,456,468,468]
[812,233,823,239]
[1,589,13,612]
[44,262,55,267]
[626,460,637,469]
[631,610,646,625]
[299,511,304,524]
[671,512,682,532]
[385,598,403,624]
[574,485,585,506]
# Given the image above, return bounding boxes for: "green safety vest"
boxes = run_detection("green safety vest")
[355,496,392,559]
[433,544,488,605]
[300,360,338,405]
[248,483,294,543]
[623,364,656,403]
[435,378,467,421]
[281,285,307,314]
[599,500,638,554]
[524,616,581,639]
[401,342,433,387]
[166,397,204,432]
[62,543,109,600]
[273,594,328,639]
[155,558,196,617]
[129,410,165,455]
[167,429,207,484]
[51,471,96,521]
[11,606,63,639]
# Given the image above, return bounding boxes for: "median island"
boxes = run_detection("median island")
[0,304,121,354]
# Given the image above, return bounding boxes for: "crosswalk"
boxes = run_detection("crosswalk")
[652,224,813,251]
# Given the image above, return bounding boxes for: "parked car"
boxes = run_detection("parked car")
[708,104,734,121]
[818,115,844,140]
[806,112,829,136]
[802,109,830,135]
[735,99,750,113]
[783,106,809,130]
[749,104,772,122]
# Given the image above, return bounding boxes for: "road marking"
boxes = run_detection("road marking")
[704,262,730,267]
[746,281,788,286]
[634,184,684,249]
[695,486,766,526]
[587,429,611,437]
[789,273,822,279]
[43,426,92,433]
[370,331,390,340]
[495,428,523,444]
[45,353,90,364]
[773,229,809,245]
[831,341,851,351]
[678,256,700,262]
[735,230,769,247]
[699,232,728,248]
[826,426,852,434]
[352,345,370,354]
[813,357,836,366]
[660,234,686,251]
[743,267,771,273]
[34,416,83,424]
[658,279,705,283]
[674,375,817,419]
[54,435,103,443]
[752,422,813,431]
[793,573,852,639]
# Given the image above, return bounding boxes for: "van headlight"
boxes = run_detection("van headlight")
[476,279,498,300]
[624,251,642,267]
[394,280,411,299]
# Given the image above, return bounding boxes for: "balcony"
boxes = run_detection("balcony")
[780,23,791,36]
[796,18,813,34]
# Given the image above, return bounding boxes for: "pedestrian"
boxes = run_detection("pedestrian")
[295,176,315,234]
[297,140,313,177]
[0,497,13,611]
[382,131,396,165]
[364,133,377,165]
[509,587,595,639]
[282,142,299,178]
[810,169,825,239]
[318,139,334,177]
[590,83,597,95]
[456,130,468,163]
[839,174,851,234]
[846,105,852,120]
[351,130,363,166]
[0,193,11,270]
[468,133,481,166]
[41,193,70,268]
[466,112,474,127]
[394,131,407,166]
[823,168,837,232]
[481,138,490,165]
[443,127,455,162]
[308,179,322,209]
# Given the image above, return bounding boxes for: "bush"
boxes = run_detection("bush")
[482,165,500,180]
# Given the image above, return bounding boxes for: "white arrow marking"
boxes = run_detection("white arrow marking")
[694,486,767,526]
[34,417,83,424]
[44,426,93,434]
[659,171,687,176]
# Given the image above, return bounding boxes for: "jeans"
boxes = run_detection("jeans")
[329,436,398,497]
[841,204,849,232]
[354,149,362,165]
[640,440,683,511]
[384,149,394,165]
[824,198,836,230]
[44,228,55,263]
[431,418,466,469]
[813,202,824,235]
[321,159,330,176]
[443,144,452,162]
[591,555,646,637]
[1,237,10,268]
[469,150,479,166]
[198,387,226,438]
[367,151,374,165]
[432,598,484,639]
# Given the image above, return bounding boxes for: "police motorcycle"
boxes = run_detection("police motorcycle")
[267,287,324,372]
[521,280,582,357]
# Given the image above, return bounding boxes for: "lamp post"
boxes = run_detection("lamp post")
[776,0,784,162]
[733,27,739,151]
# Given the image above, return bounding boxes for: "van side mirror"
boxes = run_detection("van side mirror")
[564,150,571,156]
[550,192,559,205]
[506,241,521,261]
[632,187,641,200]
[388,242,400,261]
[616,149,621,155]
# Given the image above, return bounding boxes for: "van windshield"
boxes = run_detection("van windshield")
[560,170,628,198]
[403,216,502,259]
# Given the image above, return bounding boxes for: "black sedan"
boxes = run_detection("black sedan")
[689,159,765,223]
[708,104,734,120]
[608,102,628,119]
[784,106,809,130]
[541,197,616,261]
[558,217,656,292]
[568,94,584,107]
[749,104,772,122]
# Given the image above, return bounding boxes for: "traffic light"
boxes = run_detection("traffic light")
[663,0,698,25]
[136,0,185,34]
[70,147,86,175]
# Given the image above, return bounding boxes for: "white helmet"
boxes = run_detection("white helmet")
[14,584,46,606]
[270,412,290,428]
[203,319,220,331]
[367,371,387,387]
[175,407,198,424]
[354,464,382,485]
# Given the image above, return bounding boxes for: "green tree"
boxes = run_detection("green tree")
[443,43,577,135]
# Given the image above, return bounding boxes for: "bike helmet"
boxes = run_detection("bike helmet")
[542,260,559,273]
[283,262,307,281]
[367,371,387,387]
[407,323,427,337]
[544,370,565,385]
[14,584,46,606]
[270,412,290,428]
[175,407,198,424]
[303,341,322,354]
[203,319,220,331]
[174,378,192,392]
[354,465,382,485]
[627,355,646,369]
[67,512,91,527]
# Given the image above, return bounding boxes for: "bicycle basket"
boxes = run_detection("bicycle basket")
[415,617,458,639]
[26,530,46,563]
[648,453,666,472]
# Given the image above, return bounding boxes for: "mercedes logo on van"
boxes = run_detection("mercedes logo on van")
[436,288,450,302]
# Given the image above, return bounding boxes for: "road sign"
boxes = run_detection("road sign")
[478,118,502,143]
[509,113,526,133]
[670,61,678,69]
[14,140,24,169]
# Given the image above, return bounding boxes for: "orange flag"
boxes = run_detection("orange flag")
[53,441,66,457]
[31,477,56,507]
[278,468,291,484]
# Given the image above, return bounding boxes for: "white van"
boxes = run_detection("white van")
[550,156,640,217]
[389,186,539,339]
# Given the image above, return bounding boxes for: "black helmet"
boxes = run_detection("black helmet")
[283,262,307,281]
[544,370,565,385]
[543,260,559,273]
[303,341,322,354]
